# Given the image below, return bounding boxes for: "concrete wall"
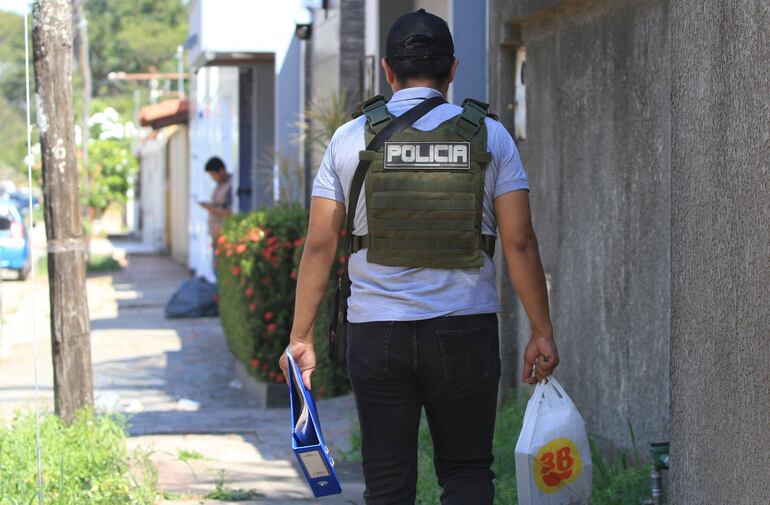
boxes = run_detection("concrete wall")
[311,6,342,104]
[276,37,303,203]
[415,0,448,21]
[167,125,190,265]
[340,0,366,106]
[309,0,365,105]
[376,0,414,97]
[490,0,672,452]
[139,137,167,252]
[253,62,275,208]
[669,1,770,503]
[308,0,366,174]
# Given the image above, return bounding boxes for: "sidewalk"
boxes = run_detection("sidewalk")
[0,248,364,504]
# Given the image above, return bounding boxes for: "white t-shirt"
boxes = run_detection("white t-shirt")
[312,87,529,323]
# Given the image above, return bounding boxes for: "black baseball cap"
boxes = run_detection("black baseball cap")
[386,9,454,60]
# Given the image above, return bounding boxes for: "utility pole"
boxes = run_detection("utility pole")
[32,0,93,422]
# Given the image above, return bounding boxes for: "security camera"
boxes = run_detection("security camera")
[295,7,313,40]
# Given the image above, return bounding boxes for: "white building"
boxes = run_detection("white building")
[185,0,302,281]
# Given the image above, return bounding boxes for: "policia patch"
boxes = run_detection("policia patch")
[384,142,471,169]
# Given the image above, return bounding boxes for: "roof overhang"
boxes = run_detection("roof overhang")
[139,99,190,130]
[191,51,274,71]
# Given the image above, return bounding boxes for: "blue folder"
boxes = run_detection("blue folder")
[286,351,342,497]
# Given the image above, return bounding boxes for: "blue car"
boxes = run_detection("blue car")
[0,202,31,280]
[8,191,40,218]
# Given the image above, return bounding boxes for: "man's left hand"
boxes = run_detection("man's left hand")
[522,335,559,384]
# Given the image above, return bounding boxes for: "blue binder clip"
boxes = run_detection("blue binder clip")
[286,351,342,497]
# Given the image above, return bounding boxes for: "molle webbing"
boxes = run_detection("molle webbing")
[351,233,496,257]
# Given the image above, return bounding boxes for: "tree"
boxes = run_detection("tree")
[32,0,93,422]
[85,0,188,95]
[0,10,28,109]
[0,11,30,175]
[82,138,136,216]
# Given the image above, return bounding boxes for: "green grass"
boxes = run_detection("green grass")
[86,254,122,273]
[36,254,48,276]
[203,470,264,501]
[348,395,652,504]
[161,490,181,500]
[0,409,158,504]
[176,448,204,462]
[34,254,121,276]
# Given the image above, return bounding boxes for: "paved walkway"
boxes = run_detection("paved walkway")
[0,247,364,504]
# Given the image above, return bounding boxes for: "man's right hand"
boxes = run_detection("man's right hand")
[279,339,317,390]
[522,335,559,384]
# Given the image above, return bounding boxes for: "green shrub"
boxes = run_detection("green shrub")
[87,254,122,273]
[216,205,349,397]
[0,409,157,504]
[347,395,652,504]
[589,436,652,505]
[412,397,528,505]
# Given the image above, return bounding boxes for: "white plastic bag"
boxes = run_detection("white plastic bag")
[515,377,592,505]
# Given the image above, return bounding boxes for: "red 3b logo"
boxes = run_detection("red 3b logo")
[533,438,583,493]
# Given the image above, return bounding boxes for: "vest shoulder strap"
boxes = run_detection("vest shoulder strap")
[455,97,493,140]
[358,95,392,134]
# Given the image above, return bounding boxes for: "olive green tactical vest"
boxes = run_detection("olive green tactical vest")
[352,96,496,269]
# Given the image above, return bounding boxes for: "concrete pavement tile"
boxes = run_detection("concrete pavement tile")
[0,251,365,502]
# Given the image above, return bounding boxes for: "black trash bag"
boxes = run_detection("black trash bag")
[165,276,219,318]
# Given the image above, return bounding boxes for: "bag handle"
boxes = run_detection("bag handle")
[539,376,578,411]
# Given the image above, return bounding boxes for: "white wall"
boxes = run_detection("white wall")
[365,0,380,95]
[167,125,190,265]
[139,137,167,252]
[188,66,240,282]
[185,0,308,279]
[188,0,301,68]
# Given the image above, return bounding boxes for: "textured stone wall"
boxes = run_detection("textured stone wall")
[310,6,342,106]
[669,1,770,503]
[253,62,275,209]
[490,0,672,452]
[340,0,366,106]
[308,0,365,175]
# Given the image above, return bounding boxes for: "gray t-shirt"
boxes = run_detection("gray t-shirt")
[312,87,529,323]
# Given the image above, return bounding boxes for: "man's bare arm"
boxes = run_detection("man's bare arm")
[291,196,346,342]
[279,196,345,388]
[199,202,231,219]
[495,190,559,383]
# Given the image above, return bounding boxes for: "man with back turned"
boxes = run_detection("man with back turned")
[281,9,559,504]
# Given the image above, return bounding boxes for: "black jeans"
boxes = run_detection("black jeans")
[347,313,500,505]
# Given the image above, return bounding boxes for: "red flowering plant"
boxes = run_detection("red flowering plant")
[215,205,349,396]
